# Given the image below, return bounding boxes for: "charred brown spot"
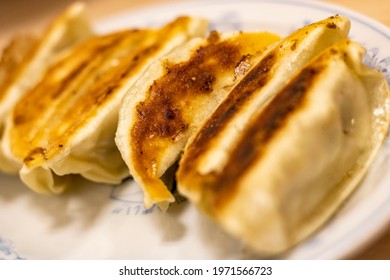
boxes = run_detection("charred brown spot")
[13,114,26,125]
[207,31,220,44]
[135,94,187,138]
[290,39,297,51]
[164,108,176,120]
[326,22,337,29]
[330,48,338,55]
[24,147,46,164]
[209,65,323,207]
[199,73,215,93]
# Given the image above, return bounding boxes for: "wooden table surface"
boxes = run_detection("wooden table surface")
[1,0,390,259]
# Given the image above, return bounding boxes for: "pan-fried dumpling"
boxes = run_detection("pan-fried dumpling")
[2,16,208,194]
[115,30,281,210]
[177,37,390,254]
[0,2,93,173]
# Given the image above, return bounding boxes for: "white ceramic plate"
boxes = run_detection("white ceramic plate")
[1,0,390,260]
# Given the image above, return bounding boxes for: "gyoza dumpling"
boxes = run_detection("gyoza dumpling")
[115,30,281,210]
[0,2,93,173]
[2,16,208,194]
[177,37,390,254]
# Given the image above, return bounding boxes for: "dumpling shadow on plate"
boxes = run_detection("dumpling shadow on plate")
[0,173,114,230]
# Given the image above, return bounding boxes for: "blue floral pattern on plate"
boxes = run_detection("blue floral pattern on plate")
[364,48,390,84]
[0,236,24,260]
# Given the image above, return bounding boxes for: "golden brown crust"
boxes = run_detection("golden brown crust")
[11,30,145,165]
[130,32,243,184]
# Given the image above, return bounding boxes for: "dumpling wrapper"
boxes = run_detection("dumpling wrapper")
[115,30,281,210]
[177,37,390,254]
[2,16,208,194]
[0,2,94,173]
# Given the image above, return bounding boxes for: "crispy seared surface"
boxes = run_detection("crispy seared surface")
[178,51,278,176]
[203,63,323,210]
[130,31,280,190]
[10,17,196,166]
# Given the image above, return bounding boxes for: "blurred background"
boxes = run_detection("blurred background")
[0,0,389,48]
[0,0,176,47]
